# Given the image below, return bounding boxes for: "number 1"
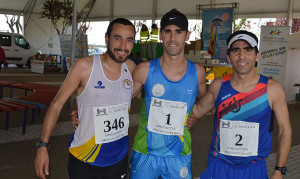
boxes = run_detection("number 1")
[166,114,171,125]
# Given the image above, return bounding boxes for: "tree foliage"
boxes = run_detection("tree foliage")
[40,0,73,35]
[275,18,300,33]
[5,15,22,33]
[234,18,251,31]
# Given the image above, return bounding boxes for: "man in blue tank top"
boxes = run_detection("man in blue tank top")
[35,18,137,179]
[129,9,207,179]
[191,30,292,179]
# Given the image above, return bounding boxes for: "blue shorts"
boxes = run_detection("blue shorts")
[200,155,268,179]
[130,150,192,179]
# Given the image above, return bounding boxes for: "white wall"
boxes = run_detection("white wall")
[24,14,72,55]
[284,49,300,102]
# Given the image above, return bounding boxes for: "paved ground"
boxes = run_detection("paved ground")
[0,67,299,179]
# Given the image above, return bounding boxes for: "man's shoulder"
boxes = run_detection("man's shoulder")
[125,59,136,74]
[72,56,93,71]
[267,78,284,92]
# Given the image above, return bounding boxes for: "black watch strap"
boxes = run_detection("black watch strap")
[275,166,287,175]
[36,140,50,150]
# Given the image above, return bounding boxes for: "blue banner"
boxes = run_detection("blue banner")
[202,8,233,63]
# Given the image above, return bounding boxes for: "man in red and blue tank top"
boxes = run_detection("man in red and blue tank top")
[192,30,292,179]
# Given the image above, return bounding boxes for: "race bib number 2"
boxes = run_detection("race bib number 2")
[148,98,187,135]
[220,119,259,157]
[93,103,129,144]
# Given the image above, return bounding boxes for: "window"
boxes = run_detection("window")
[0,35,11,46]
[14,36,29,49]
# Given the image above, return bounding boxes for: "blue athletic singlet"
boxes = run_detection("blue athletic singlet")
[132,57,199,156]
[209,74,272,165]
[68,55,133,167]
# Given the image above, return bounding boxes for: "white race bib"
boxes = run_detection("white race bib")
[219,119,259,157]
[93,103,129,144]
[148,97,187,135]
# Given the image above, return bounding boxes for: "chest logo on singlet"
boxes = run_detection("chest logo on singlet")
[219,97,243,117]
[94,81,105,89]
[122,79,132,89]
[152,83,165,97]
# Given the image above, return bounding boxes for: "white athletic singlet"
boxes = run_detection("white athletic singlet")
[69,54,133,167]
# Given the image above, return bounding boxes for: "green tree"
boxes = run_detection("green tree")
[40,0,73,35]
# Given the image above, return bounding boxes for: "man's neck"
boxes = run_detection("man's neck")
[101,54,123,81]
[160,53,187,82]
[230,71,260,93]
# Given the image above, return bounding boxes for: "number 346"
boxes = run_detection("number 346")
[103,117,125,132]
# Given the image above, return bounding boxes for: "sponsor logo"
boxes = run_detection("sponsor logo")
[219,97,243,118]
[94,81,105,89]
[123,79,132,89]
[187,89,192,95]
[180,167,189,178]
[121,174,126,178]
[95,108,108,116]
[170,17,177,20]
[221,93,231,101]
[221,120,231,128]
[269,30,281,36]
[152,83,165,97]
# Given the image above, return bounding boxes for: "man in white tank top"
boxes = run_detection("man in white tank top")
[35,18,136,179]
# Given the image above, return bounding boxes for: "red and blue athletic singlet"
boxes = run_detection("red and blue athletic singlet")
[209,74,273,165]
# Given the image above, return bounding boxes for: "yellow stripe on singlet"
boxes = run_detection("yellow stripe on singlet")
[69,136,102,163]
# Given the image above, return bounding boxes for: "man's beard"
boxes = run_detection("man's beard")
[106,41,131,63]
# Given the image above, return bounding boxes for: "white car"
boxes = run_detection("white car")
[0,32,39,68]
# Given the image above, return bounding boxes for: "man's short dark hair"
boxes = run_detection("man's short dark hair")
[106,18,136,38]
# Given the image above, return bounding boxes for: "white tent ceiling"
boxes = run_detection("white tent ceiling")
[1,0,300,21]
[1,0,300,57]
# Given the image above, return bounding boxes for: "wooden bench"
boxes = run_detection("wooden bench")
[0,100,36,134]
[0,81,59,134]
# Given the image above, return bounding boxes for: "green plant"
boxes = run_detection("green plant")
[40,0,73,35]
[234,18,251,31]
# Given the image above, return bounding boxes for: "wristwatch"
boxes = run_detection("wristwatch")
[35,140,50,150]
[275,166,287,175]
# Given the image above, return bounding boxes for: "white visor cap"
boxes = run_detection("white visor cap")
[227,34,258,49]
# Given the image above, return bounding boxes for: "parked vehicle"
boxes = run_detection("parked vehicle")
[0,32,39,68]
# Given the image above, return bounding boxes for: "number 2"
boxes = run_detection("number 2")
[235,134,243,146]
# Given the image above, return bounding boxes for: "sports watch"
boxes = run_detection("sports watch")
[35,140,50,150]
[275,166,287,175]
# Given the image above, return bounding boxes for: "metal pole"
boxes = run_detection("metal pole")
[287,0,294,33]
[71,0,77,66]
[109,0,114,22]
[152,0,157,24]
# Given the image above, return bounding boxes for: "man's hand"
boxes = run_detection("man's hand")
[71,110,79,131]
[35,147,49,179]
[270,170,283,179]
[186,114,198,130]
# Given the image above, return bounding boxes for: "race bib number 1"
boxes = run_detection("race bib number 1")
[148,97,187,135]
[220,119,259,157]
[93,103,129,144]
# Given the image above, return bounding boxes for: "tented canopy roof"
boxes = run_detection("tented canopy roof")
[1,0,300,21]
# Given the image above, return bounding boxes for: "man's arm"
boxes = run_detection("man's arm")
[268,80,292,179]
[192,77,222,119]
[35,57,91,179]
[186,64,207,128]
[132,61,149,98]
